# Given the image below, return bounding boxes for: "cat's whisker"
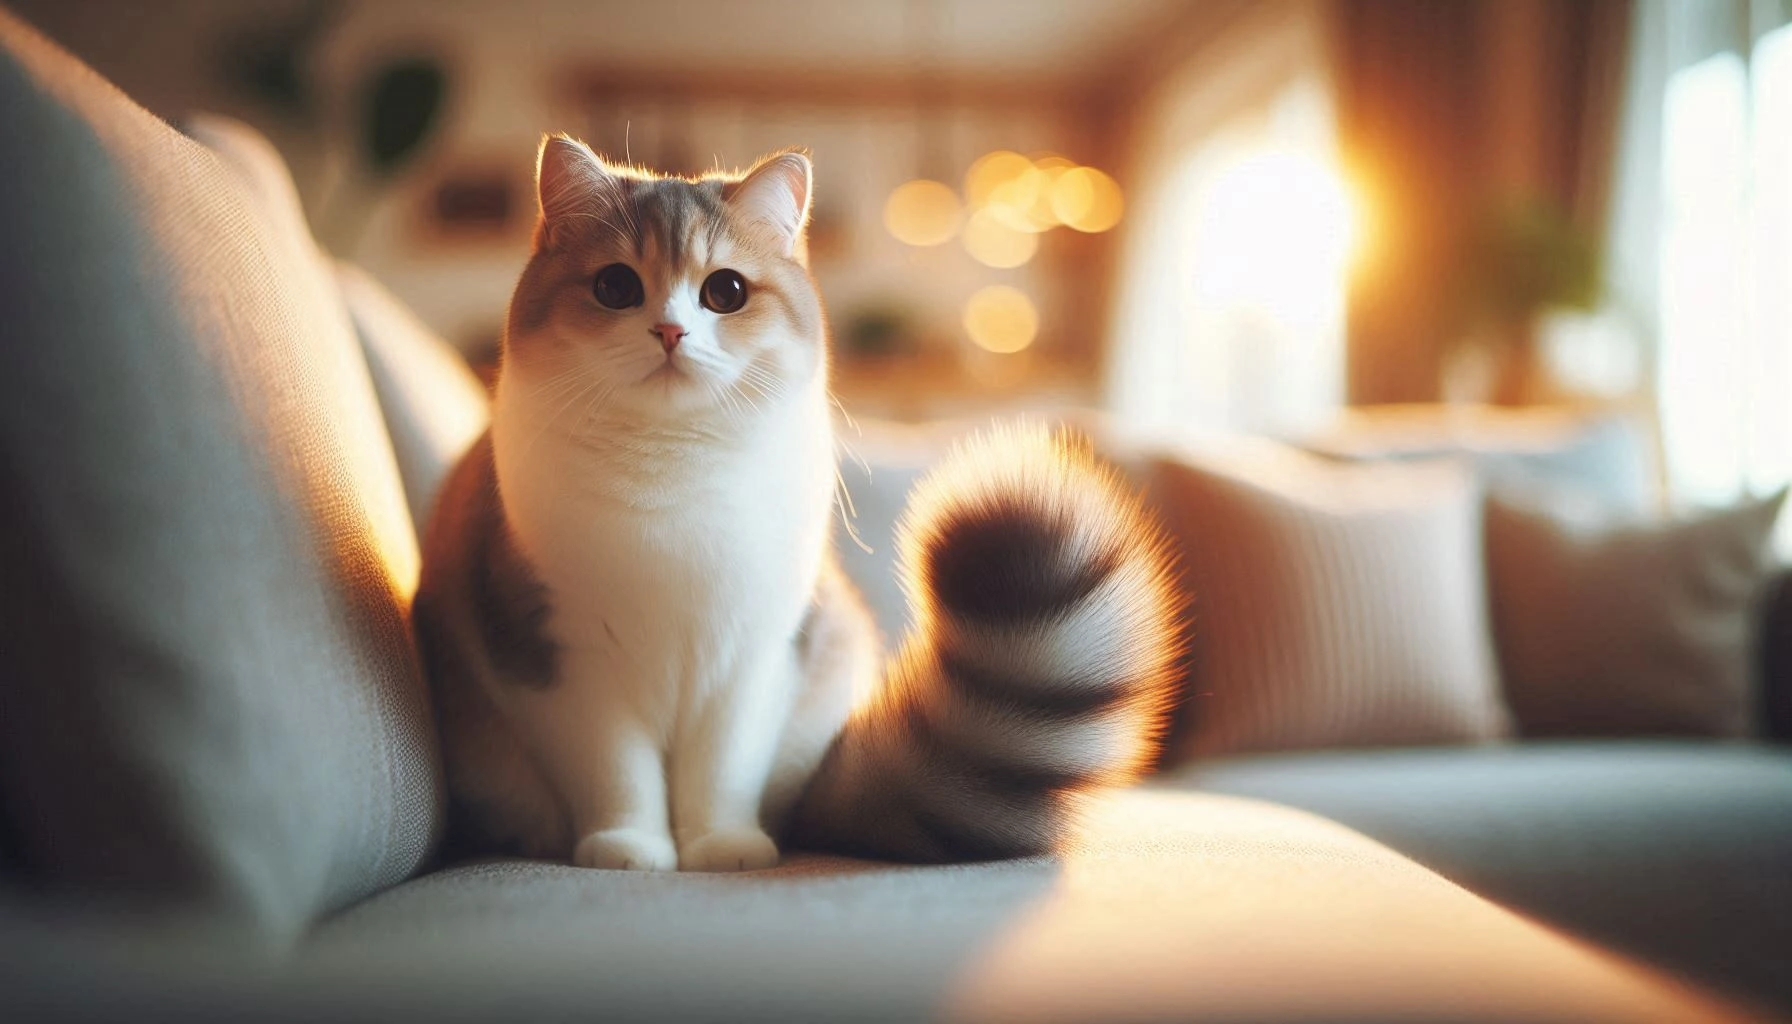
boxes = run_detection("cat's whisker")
[740,365,788,404]
[521,377,605,459]
[710,378,747,423]
[572,384,617,440]
[832,465,873,555]
[531,367,592,404]
[733,372,777,418]
[733,384,765,419]
[829,393,863,438]
[836,433,872,481]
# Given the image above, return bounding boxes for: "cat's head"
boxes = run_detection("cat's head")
[504,135,824,424]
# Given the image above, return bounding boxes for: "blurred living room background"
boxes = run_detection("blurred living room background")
[4,3,1792,1014]
[16,0,1788,546]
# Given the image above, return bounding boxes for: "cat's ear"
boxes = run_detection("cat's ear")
[535,134,615,235]
[724,151,813,261]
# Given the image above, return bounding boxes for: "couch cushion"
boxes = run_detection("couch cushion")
[1488,487,1787,738]
[188,788,1730,1023]
[0,13,440,938]
[1148,442,1509,759]
[1161,742,1792,1011]
[336,262,489,535]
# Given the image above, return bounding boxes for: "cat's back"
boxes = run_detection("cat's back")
[416,430,559,690]
[414,430,570,856]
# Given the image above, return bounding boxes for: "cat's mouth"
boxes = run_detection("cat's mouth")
[642,354,698,386]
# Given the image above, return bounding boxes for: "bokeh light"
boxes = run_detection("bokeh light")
[964,151,1036,207]
[890,153,1126,248]
[962,207,1040,268]
[985,167,1053,232]
[1020,155,1077,229]
[962,285,1038,353]
[883,179,963,246]
[1050,167,1125,232]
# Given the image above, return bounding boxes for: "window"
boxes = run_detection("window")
[1104,5,1352,439]
[1657,22,1792,548]
[1107,74,1354,438]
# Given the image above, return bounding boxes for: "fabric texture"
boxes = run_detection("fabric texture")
[1486,487,1787,738]
[258,788,1730,1023]
[1165,742,1792,1012]
[0,14,441,939]
[336,262,490,534]
[832,424,936,644]
[1149,442,1509,760]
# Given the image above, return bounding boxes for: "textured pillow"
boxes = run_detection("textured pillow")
[1149,442,1508,760]
[1486,487,1788,738]
[0,15,440,938]
[336,262,490,533]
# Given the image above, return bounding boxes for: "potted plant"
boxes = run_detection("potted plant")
[1450,196,1603,405]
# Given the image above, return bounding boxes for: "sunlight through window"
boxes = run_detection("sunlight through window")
[1658,23,1792,553]
[1108,75,1355,437]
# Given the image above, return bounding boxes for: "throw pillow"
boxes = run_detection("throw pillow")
[336,262,490,534]
[1486,487,1788,737]
[1149,442,1508,761]
[0,15,441,939]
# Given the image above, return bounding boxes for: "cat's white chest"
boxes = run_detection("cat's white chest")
[490,400,831,710]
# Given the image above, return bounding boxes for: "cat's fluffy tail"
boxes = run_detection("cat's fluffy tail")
[790,425,1185,861]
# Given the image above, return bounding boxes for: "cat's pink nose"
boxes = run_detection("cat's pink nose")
[651,322,686,353]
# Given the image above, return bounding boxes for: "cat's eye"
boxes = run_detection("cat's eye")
[700,270,748,314]
[593,264,644,309]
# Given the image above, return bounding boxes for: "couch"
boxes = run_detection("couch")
[0,10,1783,1022]
[837,417,1792,1016]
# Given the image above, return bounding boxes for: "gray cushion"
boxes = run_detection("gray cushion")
[337,262,490,535]
[227,789,1727,1022]
[1162,743,1792,1010]
[832,428,934,642]
[1487,488,1788,738]
[0,14,441,939]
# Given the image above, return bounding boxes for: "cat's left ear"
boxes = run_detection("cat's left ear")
[724,151,813,262]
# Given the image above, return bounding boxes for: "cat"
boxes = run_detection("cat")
[412,135,1184,872]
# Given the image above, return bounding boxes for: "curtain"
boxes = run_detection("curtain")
[1326,0,1634,405]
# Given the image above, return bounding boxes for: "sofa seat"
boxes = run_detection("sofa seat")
[169,788,1727,1023]
[1160,742,1792,1011]
[4,790,1741,1021]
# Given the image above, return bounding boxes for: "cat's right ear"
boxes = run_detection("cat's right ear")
[535,134,613,245]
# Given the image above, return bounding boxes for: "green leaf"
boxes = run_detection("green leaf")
[362,58,446,177]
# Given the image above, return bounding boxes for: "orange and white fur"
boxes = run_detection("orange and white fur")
[413,137,1183,872]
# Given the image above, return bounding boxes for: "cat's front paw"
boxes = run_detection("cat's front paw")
[679,827,780,872]
[574,827,678,871]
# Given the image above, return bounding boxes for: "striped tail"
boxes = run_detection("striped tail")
[790,425,1185,861]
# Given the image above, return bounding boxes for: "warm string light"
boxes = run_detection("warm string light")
[963,285,1038,354]
[962,208,1037,268]
[885,151,1125,356]
[883,179,962,246]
